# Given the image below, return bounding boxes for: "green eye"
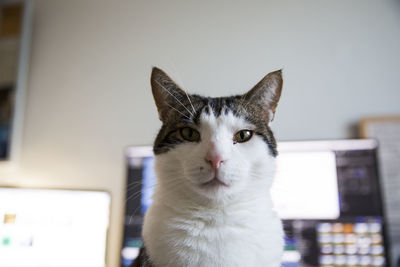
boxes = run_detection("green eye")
[180,127,200,142]
[234,130,253,143]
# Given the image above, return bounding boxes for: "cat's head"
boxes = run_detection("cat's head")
[150,67,282,203]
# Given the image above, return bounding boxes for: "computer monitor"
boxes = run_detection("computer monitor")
[275,140,390,267]
[0,188,110,267]
[121,139,390,267]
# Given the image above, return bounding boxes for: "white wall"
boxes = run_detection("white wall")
[3,0,400,266]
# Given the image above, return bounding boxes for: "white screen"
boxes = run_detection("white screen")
[0,188,110,267]
[271,151,340,220]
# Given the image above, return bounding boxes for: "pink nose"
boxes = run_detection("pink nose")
[205,154,225,170]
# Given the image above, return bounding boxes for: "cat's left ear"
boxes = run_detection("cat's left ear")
[150,67,190,122]
[243,70,283,123]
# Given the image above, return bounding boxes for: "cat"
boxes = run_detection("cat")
[132,67,284,267]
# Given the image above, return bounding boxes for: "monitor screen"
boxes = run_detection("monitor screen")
[271,150,340,220]
[0,188,110,267]
[122,139,390,267]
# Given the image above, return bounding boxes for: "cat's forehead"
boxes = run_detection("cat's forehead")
[192,95,244,122]
[198,103,251,131]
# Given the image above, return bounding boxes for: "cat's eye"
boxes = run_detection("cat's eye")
[180,127,200,142]
[233,130,253,143]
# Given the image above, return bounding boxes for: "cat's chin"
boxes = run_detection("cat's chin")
[193,175,235,199]
[200,177,229,188]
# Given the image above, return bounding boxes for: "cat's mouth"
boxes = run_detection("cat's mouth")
[201,177,229,188]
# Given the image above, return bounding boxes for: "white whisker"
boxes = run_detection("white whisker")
[166,104,192,120]
[185,91,196,114]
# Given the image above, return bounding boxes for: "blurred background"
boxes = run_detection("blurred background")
[0,0,400,266]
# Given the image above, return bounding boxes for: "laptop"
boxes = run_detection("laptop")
[0,188,110,267]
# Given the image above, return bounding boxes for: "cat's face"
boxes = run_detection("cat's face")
[151,68,282,201]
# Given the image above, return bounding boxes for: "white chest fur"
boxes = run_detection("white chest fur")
[142,195,284,267]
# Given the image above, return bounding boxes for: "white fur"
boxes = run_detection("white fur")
[143,110,284,267]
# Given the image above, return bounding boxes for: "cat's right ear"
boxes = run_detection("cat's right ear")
[242,70,283,123]
[150,67,189,122]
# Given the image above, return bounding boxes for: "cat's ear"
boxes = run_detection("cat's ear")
[151,67,189,121]
[243,70,283,122]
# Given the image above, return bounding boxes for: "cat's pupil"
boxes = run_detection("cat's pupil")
[234,130,253,143]
[180,127,200,142]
